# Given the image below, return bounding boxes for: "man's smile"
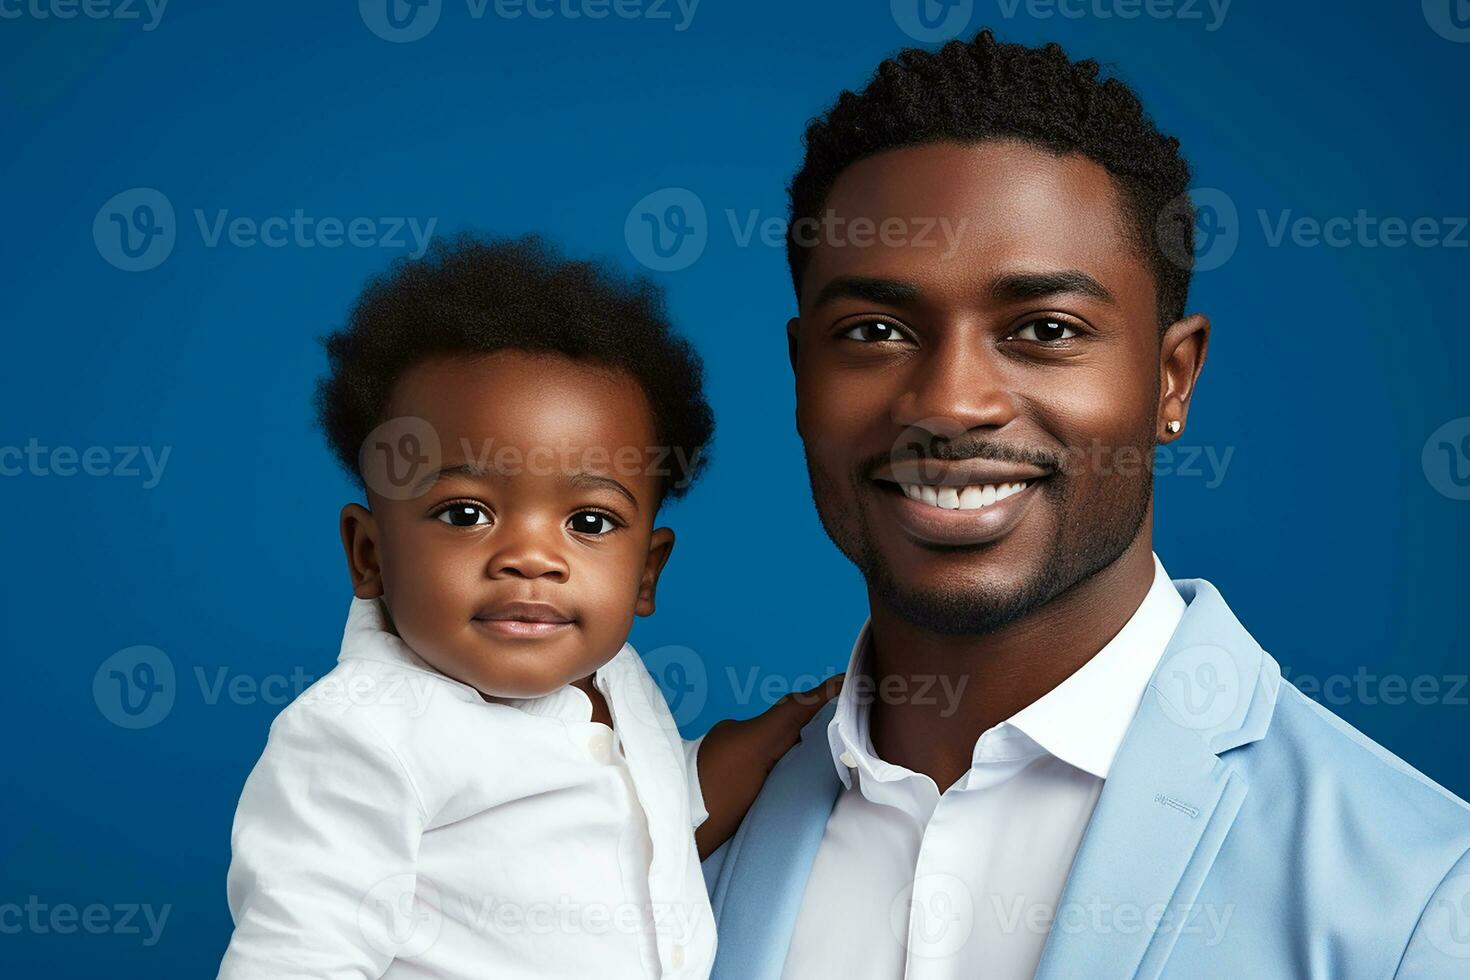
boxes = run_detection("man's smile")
[896,479,1033,510]
[870,461,1050,546]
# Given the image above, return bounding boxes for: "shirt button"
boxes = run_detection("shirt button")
[587,730,614,764]
[839,750,857,769]
[671,944,685,969]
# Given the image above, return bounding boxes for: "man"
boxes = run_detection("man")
[702,30,1470,979]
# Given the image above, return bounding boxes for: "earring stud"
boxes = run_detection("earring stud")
[1165,420,1182,434]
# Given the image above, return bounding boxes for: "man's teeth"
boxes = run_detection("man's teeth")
[899,481,1031,510]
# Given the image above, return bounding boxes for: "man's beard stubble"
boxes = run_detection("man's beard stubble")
[803,446,1153,636]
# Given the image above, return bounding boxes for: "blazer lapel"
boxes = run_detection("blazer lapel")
[708,700,842,980]
[1034,579,1282,980]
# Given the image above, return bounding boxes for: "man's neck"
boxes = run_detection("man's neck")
[865,535,1158,792]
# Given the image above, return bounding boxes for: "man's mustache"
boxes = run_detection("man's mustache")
[860,438,1064,480]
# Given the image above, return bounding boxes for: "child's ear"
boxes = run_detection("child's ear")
[340,502,384,599]
[635,527,676,617]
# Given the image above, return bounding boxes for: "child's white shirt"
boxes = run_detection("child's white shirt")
[218,597,715,980]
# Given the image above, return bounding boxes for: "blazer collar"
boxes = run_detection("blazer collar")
[1033,577,1281,979]
[707,699,842,980]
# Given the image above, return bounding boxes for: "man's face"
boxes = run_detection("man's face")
[791,139,1170,634]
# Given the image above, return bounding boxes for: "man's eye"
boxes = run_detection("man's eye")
[568,511,617,536]
[840,320,910,343]
[436,504,491,527]
[1012,318,1079,342]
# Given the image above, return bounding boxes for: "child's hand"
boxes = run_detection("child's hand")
[692,675,843,859]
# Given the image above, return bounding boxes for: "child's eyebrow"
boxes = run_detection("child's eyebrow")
[411,462,487,495]
[569,472,640,512]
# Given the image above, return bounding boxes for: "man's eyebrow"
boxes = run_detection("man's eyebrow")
[989,270,1114,304]
[811,275,922,309]
[410,462,488,495]
[570,472,640,512]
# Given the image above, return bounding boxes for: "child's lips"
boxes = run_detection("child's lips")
[473,600,574,638]
[473,618,572,638]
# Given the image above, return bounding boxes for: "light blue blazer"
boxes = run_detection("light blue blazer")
[703,579,1470,978]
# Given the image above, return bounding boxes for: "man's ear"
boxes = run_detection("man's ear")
[340,502,385,599]
[786,316,801,374]
[1157,313,1211,442]
[634,527,676,617]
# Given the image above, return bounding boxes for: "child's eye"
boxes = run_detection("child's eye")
[567,511,618,536]
[435,503,492,527]
[1010,317,1080,342]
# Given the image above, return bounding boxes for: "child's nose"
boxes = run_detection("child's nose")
[486,528,570,582]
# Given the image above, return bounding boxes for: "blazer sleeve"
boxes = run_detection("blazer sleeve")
[217,701,428,980]
[1394,844,1470,977]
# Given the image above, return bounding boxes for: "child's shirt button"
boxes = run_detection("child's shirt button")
[586,730,615,764]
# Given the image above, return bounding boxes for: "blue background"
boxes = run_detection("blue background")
[2,0,1468,974]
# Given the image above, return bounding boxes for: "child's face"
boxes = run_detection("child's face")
[339,350,675,698]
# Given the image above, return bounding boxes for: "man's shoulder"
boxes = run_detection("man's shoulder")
[1168,577,1470,837]
[1279,676,1469,814]
[1246,676,1470,841]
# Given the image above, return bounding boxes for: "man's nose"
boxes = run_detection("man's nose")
[486,522,570,582]
[890,328,1020,436]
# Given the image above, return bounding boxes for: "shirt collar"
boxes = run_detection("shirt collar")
[337,596,617,723]
[829,553,1186,787]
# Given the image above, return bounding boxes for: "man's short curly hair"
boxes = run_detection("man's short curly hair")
[315,233,714,502]
[787,29,1195,328]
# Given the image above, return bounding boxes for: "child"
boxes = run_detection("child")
[218,234,833,979]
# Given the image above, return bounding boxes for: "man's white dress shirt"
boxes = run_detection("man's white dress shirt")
[781,555,1185,980]
[219,597,714,980]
